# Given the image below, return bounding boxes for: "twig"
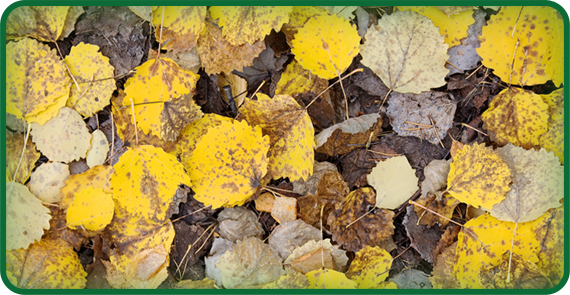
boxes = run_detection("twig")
[54,41,81,91]
[461,123,488,137]
[428,115,445,148]
[367,150,400,157]
[346,207,375,229]
[305,68,363,109]
[194,223,218,255]
[465,64,483,80]
[445,60,461,71]
[171,205,213,223]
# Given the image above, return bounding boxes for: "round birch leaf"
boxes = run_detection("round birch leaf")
[60,165,113,210]
[281,6,330,46]
[66,187,114,232]
[6,6,69,41]
[346,246,392,288]
[86,130,109,168]
[152,6,206,52]
[360,11,449,93]
[367,156,419,210]
[28,162,70,203]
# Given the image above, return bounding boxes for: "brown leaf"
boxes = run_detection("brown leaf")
[421,159,451,199]
[160,94,204,142]
[432,224,460,259]
[217,206,264,242]
[296,92,336,132]
[341,143,399,189]
[43,206,87,251]
[232,44,287,94]
[429,241,459,289]
[414,193,460,227]
[402,205,441,263]
[315,114,382,156]
[255,192,275,212]
[291,248,334,274]
[268,220,321,260]
[170,223,211,281]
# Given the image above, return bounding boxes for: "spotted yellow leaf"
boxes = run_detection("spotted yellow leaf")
[66,187,114,232]
[306,268,357,289]
[28,162,69,203]
[6,131,40,184]
[545,9,564,87]
[152,6,207,52]
[446,143,510,209]
[282,6,329,45]
[60,165,114,210]
[540,88,564,163]
[188,119,270,209]
[533,206,564,285]
[346,246,393,288]
[6,6,70,41]
[291,14,360,80]
[275,59,328,98]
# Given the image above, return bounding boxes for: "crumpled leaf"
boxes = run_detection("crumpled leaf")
[291,14,360,80]
[64,42,116,117]
[285,239,348,273]
[6,6,70,41]
[306,269,357,289]
[275,59,328,98]
[271,196,297,224]
[6,131,40,184]
[216,237,285,289]
[387,91,456,145]
[31,107,92,163]
[7,238,86,288]
[6,182,51,251]
[187,119,269,209]
[315,113,382,156]
[66,186,114,232]
[345,246,392,288]
[360,10,449,93]
[86,129,109,168]
[60,165,114,210]
[217,206,265,242]
[269,219,321,260]
[480,252,552,289]
[28,162,69,203]
[421,159,451,199]
[446,143,510,209]
[488,144,563,223]
[262,266,310,289]
[7,38,71,125]
[533,206,564,285]
[205,238,234,286]
[239,93,314,181]
[281,6,330,45]
[367,156,419,210]
[540,88,564,163]
[388,269,432,289]
[482,87,549,149]
[446,9,486,76]
[329,187,395,252]
[152,6,207,52]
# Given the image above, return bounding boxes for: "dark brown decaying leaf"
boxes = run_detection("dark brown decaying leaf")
[479,252,553,289]
[217,206,264,242]
[414,193,460,227]
[403,205,442,263]
[170,222,211,281]
[296,92,336,132]
[160,94,203,142]
[232,44,288,95]
[432,224,460,259]
[315,114,382,156]
[341,143,399,189]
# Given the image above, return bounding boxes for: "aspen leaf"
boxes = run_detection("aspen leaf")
[6,131,40,184]
[152,6,207,52]
[7,238,87,288]
[446,143,510,209]
[6,182,51,251]
[367,156,419,210]
[413,193,460,228]
[7,38,71,125]
[314,113,382,156]
[86,129,109,168]
[540,88,564,163]
[28,162,69,203]
[544,10,564,87]
[488,144,563,223]
[159,94,204,142]
[64,43,116,117]
[291,14,360,80]
[281,6,330,45]
[255,192,275,212]
[479,252,552,289]
[129,6,153,22]
[533,206,564,285]
[360,11,449,93]
[239,93,314,181]
[188,119,269,209]
[66,187,114,232]
[6,6,70,41]
[322,6,357,19]
[285,239,348,273]
[59,6,84,40]
[436,6,476,16]
[271,196,297,224]
[262,267,310,289]
[210,6,292,46]
[289,248,334,274]
[431,242,459,289]
[421,159,451,199]
[217,206,264,242]
[482,87,549,149]
[269,220,321,260]
[306,269,357,289]
[346,246,392,289]
[60,165,113,210]
[275,59,328,98]
[31,107,92,163]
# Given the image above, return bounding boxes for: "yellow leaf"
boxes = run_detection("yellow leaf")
[306,268,357,289]
[172,277,219,289]
[210,6,292,46]
[152,6,207,52]
[111,145,190,222]
[239,93,314,181]
[346,246,392,288]
[7,38,71,125]
[262,267,309,289]
[86,129,109,168]
[255,192,275,212]
[321,6,357,19]
[397,6,475,47]
[7,238,87,288]
[59,6,84,41]
[30,107,92,163]
[447,143,510,209]
[282,6,329,45]
[540,88,564,163]
[275,59,328,98]
[479,252,552,289]
[6,182,51,251]
[123,58,199,139]
[188,119,269,209]
[66,187,114,232]
[482,87,549,149]
[28,162,69,203]
[6,131,40,184]
[60,165,113,210]
[367,155,419,209]
[360,11,449,93]
[6,6,70,41]
[533,206,564,285]
[545,9,564,87]
[477,6,559,86]
[64,42,116,117]
[292,14,360,80]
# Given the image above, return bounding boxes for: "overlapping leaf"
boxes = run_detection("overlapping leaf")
[60,165,114,210]
[367,156,418,210]
[281,6,329,45]
[86,129,109,168]
[306,269,357,289]
[346,246,392,288]
[275,59,328,98]
[6,131,40,184]
[28,162,69,203]
[152,6,206,52]
[540,88,564,163]
[7,6,70,41]
[314,113,381,156]
[66,187,114,232]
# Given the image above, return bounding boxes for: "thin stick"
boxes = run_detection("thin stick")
[54,41,81,91]
[392,245,412,261]
[234,80,266,119]
[404,121,432,128]
[461,123,488,137]
[367,150,400,157]
[404,126,432,131]
[129,98,139,146]
[445,60,461,71]
[171,205,213,223]
[410,200,463,228]
[194,223,218,255]
[262,186,289,199]
[338,73,350,120]
[428,116,445,148]
[346,207,375,229]
[305,68,363,109]
[465,64,483,80]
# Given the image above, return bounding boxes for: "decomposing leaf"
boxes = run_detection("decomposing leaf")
[287,239,348,273]
[403,205,443,263]
[387,91,456,145]
[152,6,207,52]
[31,107,92,163]
[7,238,87,289]
[275,59,328,98]
[160,94,204,142]
[388,268,432,289]
[533,206,564,285]
[268,219,321,260]
[205,238,234,286]
[64,42,116,117]
[488,144,563,223]
[255,192,275,212]
[322,6,357,19]
[329,187,395,252]
[6,182,51,251]
[6,131,40,184]
[281,6,329,45]
[262,266,310,289]
[288,248,334,274]
[291,13,360,80]
[306,268,357,289]
[480,252,552,289]
[446,143,510,209]
[367,156,419,210]
[540,88,564,163]
[341,143,399,188]
[217,206,265,242]
[6,6,70,41]
[28,162,69,203]
[421,159,451,199]
[482,87,549,149]
[60,6,84,40]
[86,129,109,168]
[271,196,297,224]
[413,193,460,228]
[66,186,114,232]
[128,6,153,22]
[292,161,339,195]
[430,241,460,289]
[314,113,382,156]
[169,222,211,281]
[60,165,113,210]
[43,205,87,250]
[216,237,285,288]
[7,38,71,125]
[446,9,486,76]
[360,10,449,93]
[240,93,314,181]
[148,48,202,74]
[345,246,392,288]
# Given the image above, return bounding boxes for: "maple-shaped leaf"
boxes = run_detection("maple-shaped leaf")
[285,239,348,273]
[66,186,114,233]
[281,6,329,46]
[367,156,419,210]
[197,20,266,75]
[60,165,113,210]
[31,107,92,163]
[7,238,87,288]
[262,267,310,289]
[152,6,207,52]
[123,57,199,139]
[291,14,360,80]
[478,6,561,86]
[482,87,549,149]
[129,6,153,22]
[421,159,451,199]
[540,88,564,163]
[28,162,69,203]
[210,6,292,46]
[239,93,314,181]
[306,268,357,289]
[488,144,563,223]
[446,143,510,209]
[6,182,51,251]
[275,59,328,98]
[314,113,382,157]
[480,251,553,289]
[6,131,40,184]
[188,119,269,209]
[7,38,71,125]
[345,246,392,288]
[6,6,70,41]
[533,206,564,285]
[360,10,449,93]
[86,129,110,168]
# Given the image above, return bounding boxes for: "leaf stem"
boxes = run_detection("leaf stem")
[129,98,138,147]
[12,123,32,184]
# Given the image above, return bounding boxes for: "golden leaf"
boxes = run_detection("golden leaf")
[28,162,69,203]
[255,192,275,212]
[346,246,393,288]
[262,267,309,289]
[172,278,218,289]
[275,59,328,98]
[544,10,564,87]
[6,6,70,41]
[540,88,564,163]
[533,206,564,285]
[430,242,460,289]
[367,156,419,210]
[59,165,114,210]
[6,131,40,184]
[66,186,114,232]
[152,6,206,52]
[282,6,329,45]
[306,268,357,289]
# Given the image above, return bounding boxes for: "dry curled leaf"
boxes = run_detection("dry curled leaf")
[86,129,110,168]
[315,113,382,156]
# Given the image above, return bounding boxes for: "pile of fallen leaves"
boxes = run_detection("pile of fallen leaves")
[5,5,564,290]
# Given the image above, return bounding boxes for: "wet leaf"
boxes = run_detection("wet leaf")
[28,162,69,203]
[217,206,264,242]
[367,156,419,210]
[306,268,357,289]
[540,88,564,163]
[6,131,40,184]
[315,113,382,156]
[66,186,114,232]
[7,6,70,41]
[345,246,392,288]
[152,6,207,52]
